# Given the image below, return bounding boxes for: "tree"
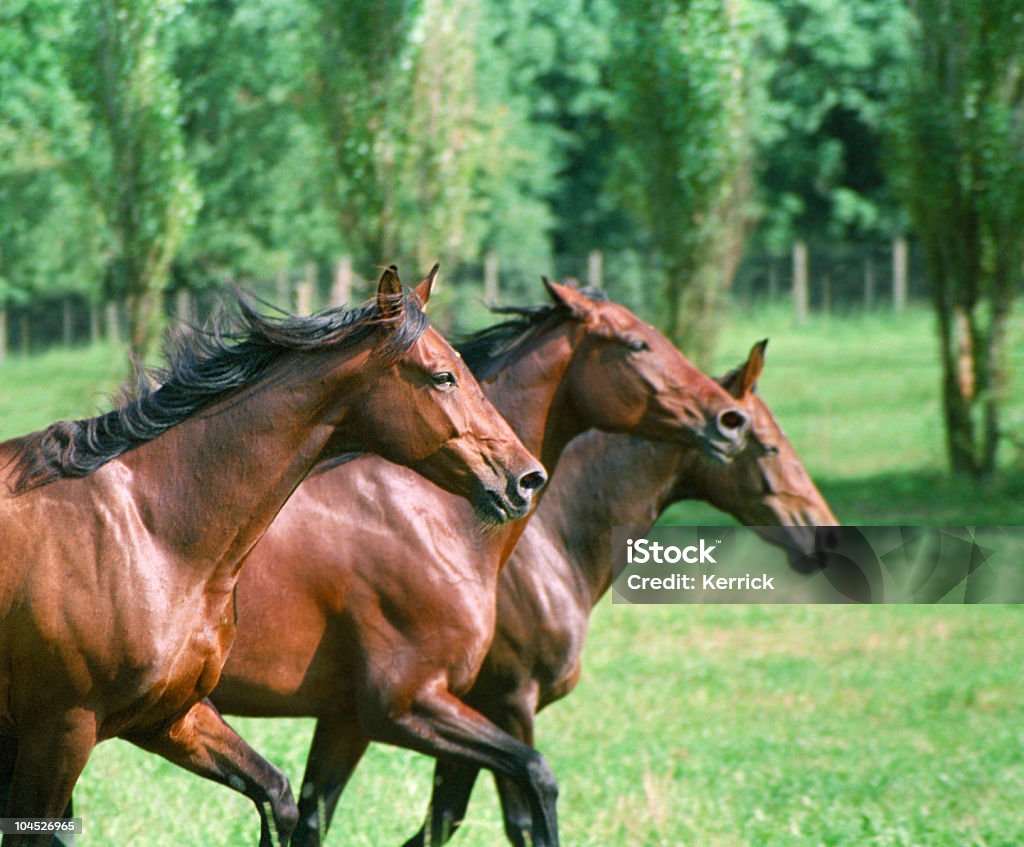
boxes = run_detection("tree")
[73,0,199,362]
[749,0,909,250]
[0,0,100,351]
[170,0,335,290]
[607,0,753,364]
[887,0,1024,477]
[304,0,417,273]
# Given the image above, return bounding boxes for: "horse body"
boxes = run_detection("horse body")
[0,267,545,846]
[212,281,753,847]
[404,341,840,847]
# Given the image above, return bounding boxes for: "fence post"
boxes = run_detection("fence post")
[892,237,908,311]
[275,268,290,311]
[792,240,808,327]
[19,313,29,355]
[296,262,317,315]
[90,303,100,344]
[175,289,193,324]
[62,298,74,347]
[484,250,499,304]
[331,257,352,308]
[106,301,120,346]
[587,250,604,290]
[0,303,6,365]
[864,257,876,309]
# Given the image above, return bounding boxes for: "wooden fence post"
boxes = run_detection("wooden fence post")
[275,269,290,311]
[484,250,499,304]
[175,289,193,324]
[792,240,809,326]
[331,257,352,308]
[864,257,876,308]
[106,301,120,346]
[63,298,74,347]
[892,237,908,311]
[587,250,604,290]
[90,303,100,344]
[0,304,7,365]
[296,262,317,315]
[19,313,29,355]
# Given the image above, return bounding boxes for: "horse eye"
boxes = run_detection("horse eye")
[431,371,458,389]
[625,338,650,353]
[762,444,780,457]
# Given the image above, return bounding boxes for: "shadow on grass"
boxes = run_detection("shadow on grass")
[661,467,1024,526]
[818,468,1024,524]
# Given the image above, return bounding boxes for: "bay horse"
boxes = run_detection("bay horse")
[402,339,839,846]
[209,280,754,847]
[0,266,545,847]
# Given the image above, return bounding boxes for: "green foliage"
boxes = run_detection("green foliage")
[171,0,336,285]
[71,0,200,357]
[0,0,100,303]
[606,0,752,362]
[886,0,1024,476]
[749,0,910,249]
[305,0,418,270]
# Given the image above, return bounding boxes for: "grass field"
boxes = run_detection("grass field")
[1,306,1022,846]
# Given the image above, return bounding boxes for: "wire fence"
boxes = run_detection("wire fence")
[0,239,939,360]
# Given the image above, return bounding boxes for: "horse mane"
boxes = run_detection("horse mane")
[457,286,607,378]
[5,290,428,495]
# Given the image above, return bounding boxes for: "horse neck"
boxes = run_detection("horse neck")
[482,326,587,472]
[119,350,367,590]
[534,432,690,605]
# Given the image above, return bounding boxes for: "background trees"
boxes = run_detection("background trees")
[887,0,1024,477]
[1,0,1022,476]
[73,0,200,360]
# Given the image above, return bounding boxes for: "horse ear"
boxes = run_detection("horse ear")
[542,276,593,318]
[719,338,768,398]
[413,263,440,310]
[376,265,404,322]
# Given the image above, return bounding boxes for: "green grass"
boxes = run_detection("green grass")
[1,307,1023,845]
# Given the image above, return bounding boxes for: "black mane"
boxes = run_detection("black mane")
[457,287,606,378]
[6,290,428,494]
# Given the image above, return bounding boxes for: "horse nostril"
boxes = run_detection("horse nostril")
[519,469,548,495]
[718,409,748,433]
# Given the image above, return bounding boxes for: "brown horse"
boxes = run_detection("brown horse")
[210,281,754,847]
[0,267,545,846]
[401,339,839,847]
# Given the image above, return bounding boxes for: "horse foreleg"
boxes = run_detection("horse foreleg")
[290,716,368,847]
[2,710,96,847]
[399,758,481,847]
[0,737,15,819]
[374,690,559,847]
[125,698,297,847]
[483,698,540,847]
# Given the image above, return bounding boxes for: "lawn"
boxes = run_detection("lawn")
[0,305,1022,846]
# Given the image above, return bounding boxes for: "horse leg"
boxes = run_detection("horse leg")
[487,699,539,847]
[0,739,76,847]
[398,758,481,847]
[125,698,297,847]
[290,717,369,847]
[0,737,15,819]
[374,690,558,847]
[2,710,96,847]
